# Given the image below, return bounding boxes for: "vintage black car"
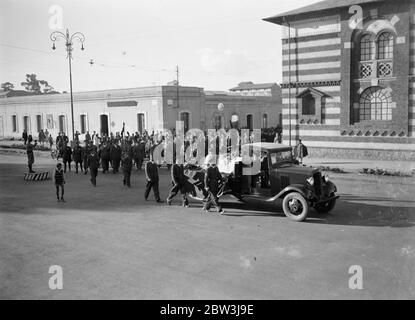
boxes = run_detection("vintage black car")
[185,142,339,222]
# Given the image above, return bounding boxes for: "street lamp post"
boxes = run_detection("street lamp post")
[50,29,85,142]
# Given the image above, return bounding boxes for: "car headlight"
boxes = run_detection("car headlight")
[306,177,314,186]
[323,174,329,183]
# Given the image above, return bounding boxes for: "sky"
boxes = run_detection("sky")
[0,0,320,93]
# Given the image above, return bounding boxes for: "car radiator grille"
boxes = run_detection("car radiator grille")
[281,176,290,189]
[313,172,322,196]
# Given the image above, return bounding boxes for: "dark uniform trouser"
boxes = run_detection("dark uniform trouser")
[145,180,160,201]
[112,159,120,173]
[123,170,131,187]
[204,189,222,212]
[27,152,34,172]
[90,168,98,186]
[83,158,88,174]
[55,183,64,199]
[63,161,71,172]
[75,161,83,173]
[102,159,110,172]
[167,182,188,205]
[136,156,143,170]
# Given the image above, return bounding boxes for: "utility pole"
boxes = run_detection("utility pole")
[176,65,179,109]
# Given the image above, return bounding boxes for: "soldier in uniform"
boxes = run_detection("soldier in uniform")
[83,140,90,175]
[88,145,100,187]
[62,143,72,173]
[26,135,37,173]
[166,160,189,207]
[100,142,110,173]
[110,141,122,174]
[144,156,163,203]
[132,141,141,171]
[72,141,84,174]
[121,150,133,188]
[203,162,225,214]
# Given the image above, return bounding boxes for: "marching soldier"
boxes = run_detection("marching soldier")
[110,141,122,173]
[100,142,110,173]
[132,141,144,171]
[121,150,133,188]
[203,162,225,214]
[62,143,72,173]
[83,141,90,175]
[26,135,37,173]
[144,155,163,203]
[72,141,84,174]
[166,160,189,207]
[87,145,100,187]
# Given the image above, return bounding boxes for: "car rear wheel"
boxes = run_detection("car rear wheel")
[315,198,336,213]
[282,192,309,222]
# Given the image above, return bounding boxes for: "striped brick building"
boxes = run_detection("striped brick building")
[264,0,415,160]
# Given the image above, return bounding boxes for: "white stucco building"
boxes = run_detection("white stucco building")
[0,84,281,141]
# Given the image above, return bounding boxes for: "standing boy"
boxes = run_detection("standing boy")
[54,163,65,202]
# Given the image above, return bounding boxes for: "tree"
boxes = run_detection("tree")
[21,74,41,93]
[20,74,54,94]
[1,82,14,91]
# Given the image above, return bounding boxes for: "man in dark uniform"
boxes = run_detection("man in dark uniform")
[110,141,122,173]
[203,162,225,214]
[22,129,28,145]
[166,160,189,207]
[87,146,100,186]
[72,141,84,173]
[132,141,141,171]
[62,143,72,173]
[121,151,133,188]
[100,142,110,173]
[83,141,90,175]
[144,156,163,203]
[26,135,37,173]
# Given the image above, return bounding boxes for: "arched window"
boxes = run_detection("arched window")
[360,34,374,61]
[357,30,394,79]
[359,86,392,121]
[377,32,393,60]
[262,114,268,128]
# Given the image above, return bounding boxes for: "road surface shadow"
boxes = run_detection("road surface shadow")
[219,198,415,228]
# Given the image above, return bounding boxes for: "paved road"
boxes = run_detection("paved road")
[0,153,414,299]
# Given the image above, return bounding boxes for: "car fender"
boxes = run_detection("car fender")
[325,180,337,193]
[266,184,307,203]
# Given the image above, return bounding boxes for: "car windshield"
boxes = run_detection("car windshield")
[269,151,293,167]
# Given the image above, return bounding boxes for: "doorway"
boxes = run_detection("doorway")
[137,113,145,134]
[246,114,253,131]
[100,114,109,136]
[0,116,4,139]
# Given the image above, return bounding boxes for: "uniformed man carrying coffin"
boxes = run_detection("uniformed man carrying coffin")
[166,159,189,207]
[203,161,225,214]
[144,155,163,203]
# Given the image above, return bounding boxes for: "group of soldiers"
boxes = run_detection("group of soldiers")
[56,136,147,188]
[25,126,226,213]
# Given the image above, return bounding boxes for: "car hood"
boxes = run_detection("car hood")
[276,164,317,176]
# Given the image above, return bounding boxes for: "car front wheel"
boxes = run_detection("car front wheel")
[282,192,309,222]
